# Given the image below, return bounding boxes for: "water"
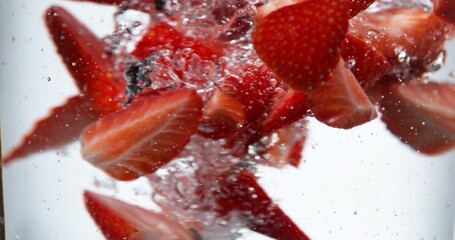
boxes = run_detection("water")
[2,0,455,239]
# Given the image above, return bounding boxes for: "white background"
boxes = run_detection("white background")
[1,0,455,239]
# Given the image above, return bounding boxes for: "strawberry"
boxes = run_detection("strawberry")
[340,34,391,89]
[3,96,99,165]
[256,0,373,21]
[80,89,203,181]
[45,6,126,115]
[224,65,278,123]
[350,8,450,80]
[217,170,310,240]
[84,191,194,240]
[132,22,224,61]
[262,89,309,133]
[308,59,378,129]
[380,81,455,155]
[264,121,308,168]
[132,22,184,60]
[253,0,350,92]
[199,89,246,139]
[348,0,375,18]
[433,0,455,24]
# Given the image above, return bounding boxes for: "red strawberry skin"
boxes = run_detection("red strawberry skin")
[225,65,278,123]
[263,89,309,133]
[308,59,378,129]
[84,191,194,240]
[348,0,375,17]
[433,0,455,24]
[132,22,224,61]
[81,89,203,181]
[380,81,455,155]
[3,96,99,165]
[217,170,310,240]
[132,22,184,60]
[253,0,350,92]
[341,34,391,89]
[45,6,126,115]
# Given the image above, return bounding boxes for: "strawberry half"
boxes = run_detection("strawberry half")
[224,65,278,123]
[81,89,203,181]
[45,6,126,115]
[132,22,224,61]
[265,121,308,168]
[433,0,455,24]
[380,81,455,155]
[3,96,99,165]
[253,0,350,93]
[132,22,184,60]
[199,89,246,139]
[308,59,378,129]
[350,8,449,80]
[217,170,310,240]
[262,89,309,133]
[340,34,391,89]
[84,191,194,240]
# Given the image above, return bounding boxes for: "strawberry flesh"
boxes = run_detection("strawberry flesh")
[380,81,455,155]
[217,170,310,240]
[308,59,378,129]
[199,89,246,139]
[350,8,450,80]
[3,96,99,165]
[81,89,203,181]
[84,191,194,240]
[263,89,309,133]
[253,0,350,92]
[341,34,391,89]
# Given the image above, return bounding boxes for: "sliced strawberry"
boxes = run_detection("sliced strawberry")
[341,34,391,89]
[84,191,194,240]
[253,0,350,92]
[132,22,184,60]
[263,89,309,133]
[81,89,203,181]
[308,59,378,129]
[265,121,308,168]
[224,65,278,123]
[348,0,375,18]
[45,6,126,115]
[380,81,455,155]
[433,0,455,24]
[350,9,450,80]
[132,22,224,61]
[199,89,246,139]
[3,96,99,165]
[217,170,310,240]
